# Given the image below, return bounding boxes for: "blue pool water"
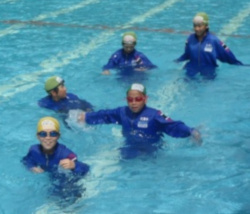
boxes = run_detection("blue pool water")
[0,0,250,213]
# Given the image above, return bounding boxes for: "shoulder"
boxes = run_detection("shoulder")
[28,144,41,154]
[56,143,68,150]
[187,34,196,41]
[141,106,160,115]
[67,93,79,99]
[146,107,173,120]
[206,32,220,42]
[111,49,123,58]
[38,96,52,105]
[134,49,145,55]
[56,143,76,158]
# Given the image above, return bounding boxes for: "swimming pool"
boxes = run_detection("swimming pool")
[0,0,250,213]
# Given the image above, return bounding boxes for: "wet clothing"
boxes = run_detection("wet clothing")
[22,143,89,176]
[176,31,243,79]
[85,106,192,158]
[38,93,93,114]
[103,49,157,76]
[22,143,89,204]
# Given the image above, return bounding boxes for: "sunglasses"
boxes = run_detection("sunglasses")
[37,131,60,138]
[126,96,144,103]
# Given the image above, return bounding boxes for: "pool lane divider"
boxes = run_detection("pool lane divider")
[0,0,100,38]
[2,20,250,39]
[0,0,181,101]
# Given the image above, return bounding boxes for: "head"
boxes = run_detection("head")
[44,76,66,101]
[193,12,209,38]
[122,32,137,54]
[37,117,60,153]
[126,83,147,113]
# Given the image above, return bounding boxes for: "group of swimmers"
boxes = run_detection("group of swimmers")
[21,12,246,203]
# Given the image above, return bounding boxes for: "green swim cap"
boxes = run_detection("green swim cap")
[44,76,64,92]
[122,32,137,44]
[193,12,209,25]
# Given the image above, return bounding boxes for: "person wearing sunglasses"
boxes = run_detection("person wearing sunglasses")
[22,116,89,175]
[102,32,157,77]
[22,117,90,203]
[174,12,244,79]
[78,83,202,159]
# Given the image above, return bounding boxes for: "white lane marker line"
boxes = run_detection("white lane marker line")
[0,0,19,4]
[219,3,250,42]
[0,0,100,38]
[0,0,181,101]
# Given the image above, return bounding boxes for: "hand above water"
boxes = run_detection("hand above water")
[191,129,202,145]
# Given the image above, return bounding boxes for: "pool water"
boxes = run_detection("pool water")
[0,0,250,213]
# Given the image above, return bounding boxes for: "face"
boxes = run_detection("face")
[193,23,208,38]
[127,90,147,113]
[123,43,135,54]
[37,128,60,152]
[51,84,67,100]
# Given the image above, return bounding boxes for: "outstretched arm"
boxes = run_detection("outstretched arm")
[215,40,243,65]
[156,113,202,144]
[174,40,190,63]
[79,108,122,125]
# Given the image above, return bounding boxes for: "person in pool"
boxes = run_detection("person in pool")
[38,76,94,114]
[38,76,94,127]
[22,116,89,174]
[22,116,89,203]
[78,83,202,159]
[102,32,157,76]
[174,12,244,79]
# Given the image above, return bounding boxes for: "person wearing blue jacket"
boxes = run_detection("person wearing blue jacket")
[102,32,157,77]
[175,12,243,79]
[22,117,89,203]
[79,83,202,159]
[38,76,93,114]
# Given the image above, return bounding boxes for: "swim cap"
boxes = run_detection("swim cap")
[44,76,64,92]
[122,32,137,44]
[37,117,60,133]
[127,83,146,95]
[193,12,209,25]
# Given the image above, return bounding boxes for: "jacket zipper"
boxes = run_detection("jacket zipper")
[45,154,49,166]
[198,41,201,68]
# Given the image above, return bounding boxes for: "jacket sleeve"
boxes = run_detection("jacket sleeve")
[135,52,157,69]
[102,51,120,70]
[22,148,38,170]
[86,108,122,125]
[215,39,243,65]
[155,113,192,138]
[73,162,89,176]
[38,97,49,108]
[175,40,190,62]
[64,149,89,176]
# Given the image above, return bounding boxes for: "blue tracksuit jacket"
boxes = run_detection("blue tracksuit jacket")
[102,49,157,75]
[176,31,243,78]
[22,143,89,176]
[85,106,192,147]
[38,93,93,114]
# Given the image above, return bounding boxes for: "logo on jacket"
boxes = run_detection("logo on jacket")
[137,117,149,128]
[204,43,213,52]
[132,56,143,66]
